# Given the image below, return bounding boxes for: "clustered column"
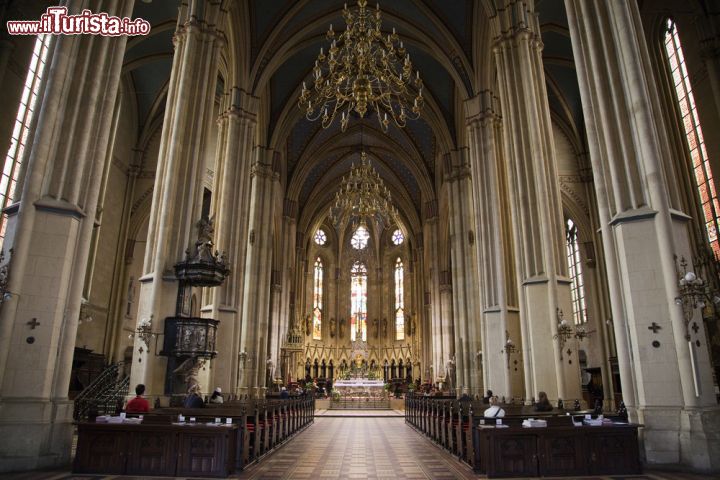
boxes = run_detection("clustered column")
[491,0,580,404]
[131,3,226,397]
[466,90,523,400]
[566,0,719,470]
[0,0,134,471]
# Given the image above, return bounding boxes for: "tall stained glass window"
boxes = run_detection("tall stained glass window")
[395,257,405,340]
[312,257,323,340]
[1,34,52,243]
[664,18,719,258]
[350,261,367,341]
[566,219,587,325]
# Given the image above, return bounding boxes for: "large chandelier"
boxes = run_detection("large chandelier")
[329,151,398,228]
[299,0,424,132]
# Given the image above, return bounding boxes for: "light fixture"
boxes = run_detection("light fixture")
[329,151,398,230]
[574,325,595,341]
[298,0,423,132]
[674,255,716,340]
[502,331,516,355]
[553,308,575,355]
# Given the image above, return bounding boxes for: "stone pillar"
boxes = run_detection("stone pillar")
[0,1,133,471]
[566,0,720,470]
[238,149,279,397]
[438,271,454,387]
[130,3,226,399]
[423,201,446,382]
[445,150,482,395]
[491,0,580,404]
[465,90,524,400]
[208,88,257,394]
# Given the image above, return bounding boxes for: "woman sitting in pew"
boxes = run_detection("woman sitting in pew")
[483,396,505,418]
[534,391,553,412]
[183,384,205,408]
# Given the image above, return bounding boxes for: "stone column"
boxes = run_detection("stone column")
[491,0,580,404]
[465,90,523,400]
[238,149,279,397]
[0,1,133,471]
[209,88,257,394]
[130,3,226,399]
[566,0,720,470]
[445,150,482,395]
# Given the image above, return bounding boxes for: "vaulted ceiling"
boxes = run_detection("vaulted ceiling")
[124,0,586,237]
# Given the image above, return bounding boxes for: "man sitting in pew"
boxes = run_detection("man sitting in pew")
[125,384,150,413]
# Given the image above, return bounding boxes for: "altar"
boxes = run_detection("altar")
[333,378,386,397]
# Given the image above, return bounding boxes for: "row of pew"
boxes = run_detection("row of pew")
[74,396,315,477]
[151,396,315,469]
[405,394,640,477]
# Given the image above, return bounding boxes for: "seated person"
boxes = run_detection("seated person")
[280,387,289,399]
[126,384,150,413]
[534,391,553,412]
[483,396,505,418]
[209,387,224,404]
[183,384,205,409]
[482,389,493,404]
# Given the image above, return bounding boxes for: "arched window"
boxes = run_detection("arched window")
[663,18,719,258]
[395,257,405,340]
[1,34,52,243]
[566,219,587,325]
[351,224,369,250]
[350,261,367,341]
[312,257,323,340]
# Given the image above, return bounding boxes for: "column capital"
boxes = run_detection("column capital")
[465,90,501,128]
[442,149,471,182]
[490,0,542,48]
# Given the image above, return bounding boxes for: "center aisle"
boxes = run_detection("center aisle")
[238,417,475,479]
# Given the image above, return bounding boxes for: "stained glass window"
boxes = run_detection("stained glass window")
[350,261,367,341]
[351,225,369,250]
[566,219,587,325]
[312,257,323,340]
[664,18,719,258]
[392,229,404,245]
[314,229,327,246]
[1,34,51,243]
[395,257,405,340]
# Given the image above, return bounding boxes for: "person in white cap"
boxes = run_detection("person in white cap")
[209,386,224,404]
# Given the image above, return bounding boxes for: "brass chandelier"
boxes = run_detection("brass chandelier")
[298,0,424,132]
[329,151,398,229]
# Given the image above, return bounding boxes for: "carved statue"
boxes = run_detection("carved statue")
[305,315,311,336]
[173,356,206,394]
[266,356,275,385]
[411,316,417,336]
[373,318,379,339]
[339,318,346,339]
[445,356,456,392]
[382,318,387,338]
[330,318,336,338]
[405,314,411,336]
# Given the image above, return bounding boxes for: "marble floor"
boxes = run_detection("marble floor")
[3,417,719,479]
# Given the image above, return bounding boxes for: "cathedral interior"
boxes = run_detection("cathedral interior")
[0,0,719,477]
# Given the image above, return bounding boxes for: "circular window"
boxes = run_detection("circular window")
[314,229,327,246]
[391,229,404,245]
[351,225,370,250]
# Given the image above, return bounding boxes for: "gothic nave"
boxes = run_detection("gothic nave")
[0,0,719,477]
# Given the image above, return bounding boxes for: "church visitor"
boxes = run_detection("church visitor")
[209,387,224,404]
[483,396,505,418]
[280,387,289,399]
[125,384,150,413]
[482,389,493,404]
[534,391,553,412]
[183,384,205,408]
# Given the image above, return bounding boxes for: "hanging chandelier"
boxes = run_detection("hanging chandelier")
[329,151,398,229]
[298,0,424,132]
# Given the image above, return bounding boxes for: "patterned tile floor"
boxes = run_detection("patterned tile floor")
[3,417,719,479]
